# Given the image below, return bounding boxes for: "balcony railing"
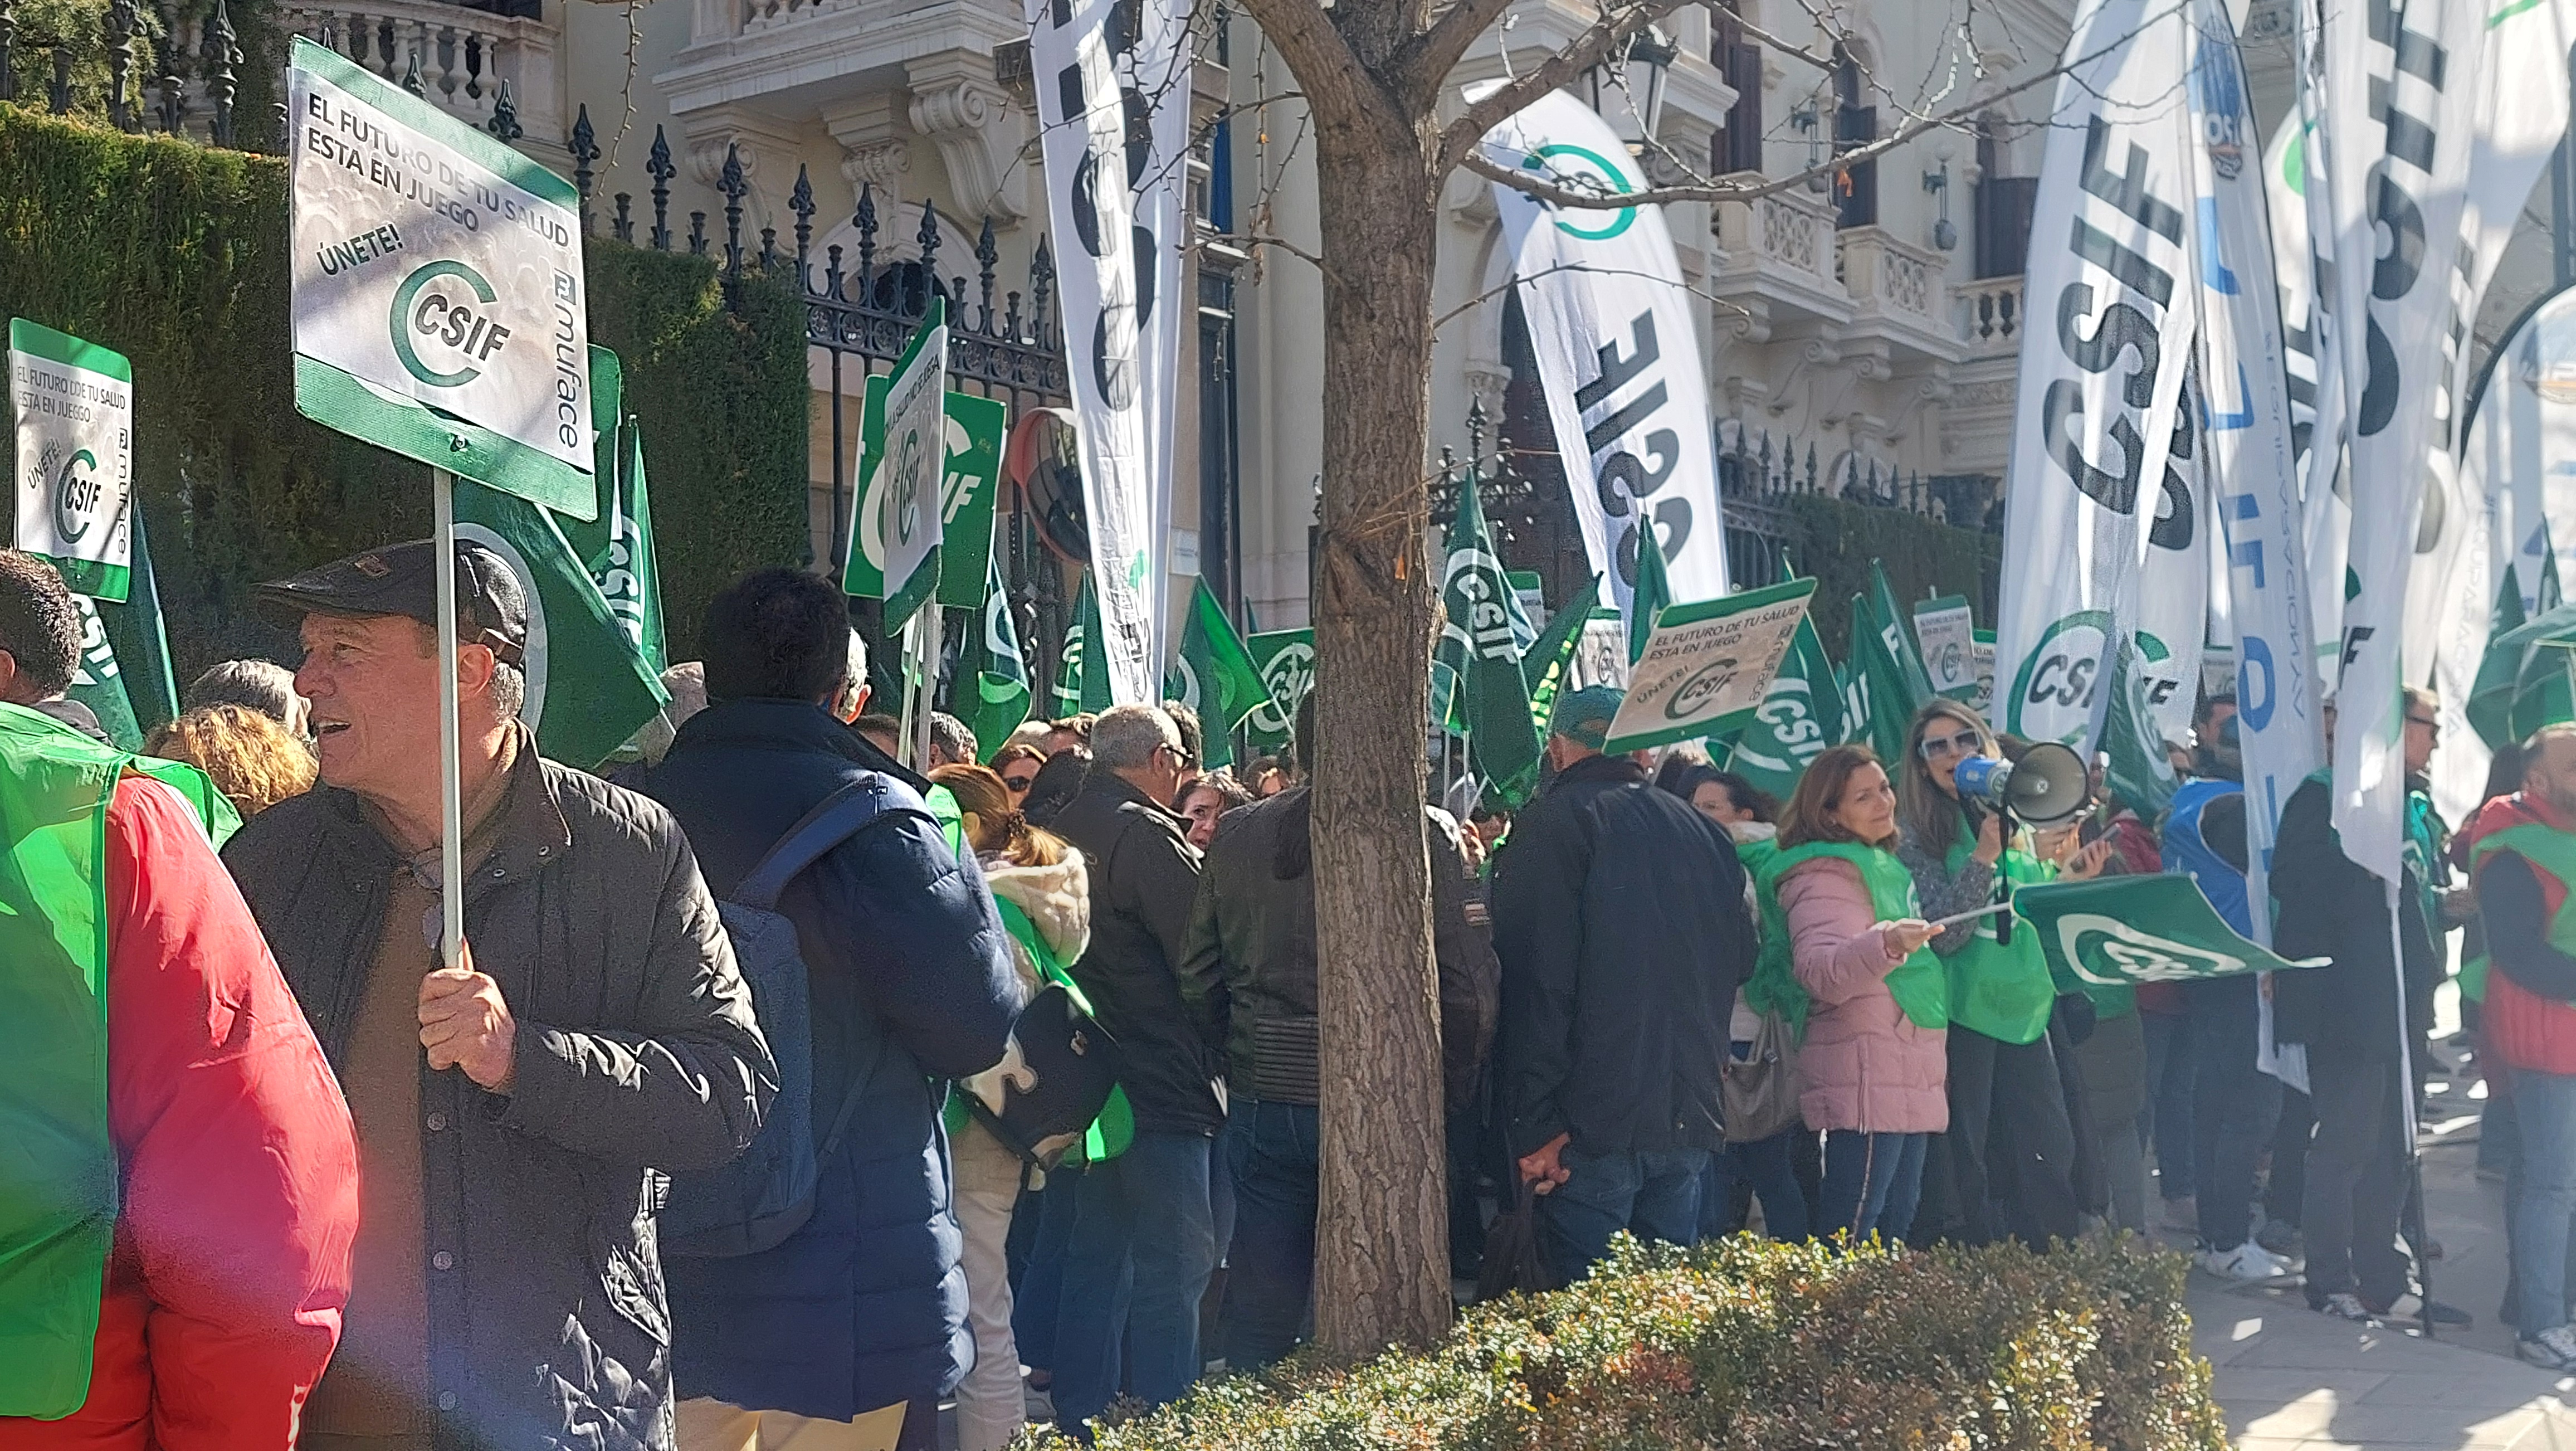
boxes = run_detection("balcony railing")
[1955,276,2024,362]
[281,0,559,143]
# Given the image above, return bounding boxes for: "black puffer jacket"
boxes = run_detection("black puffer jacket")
[2270,774,2440,1058]
[1492,752,1754,1157]
[1179,787,1496,1109]
[1049,771,1221,1134]
[223,731,776,1451]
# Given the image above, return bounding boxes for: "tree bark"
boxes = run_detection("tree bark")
[1306,118,1452,1360]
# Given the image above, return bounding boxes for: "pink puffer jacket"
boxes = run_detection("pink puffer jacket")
[1779,856,1949,1134]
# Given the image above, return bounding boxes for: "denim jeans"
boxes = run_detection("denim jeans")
[1221,1099,1320,1370]
[2185,975,2281,1250]
[2516,1069,2576,1335]
[1704,1129,1812,1241]
[2140,1006,2196,1200]
[1009,1169,1081,1374]
[1535,1145,1710,1283]
[1819,1131,1928,1241]
[1049,1131,1218,1435]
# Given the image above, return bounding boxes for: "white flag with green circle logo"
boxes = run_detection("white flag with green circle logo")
[9,320,133,602]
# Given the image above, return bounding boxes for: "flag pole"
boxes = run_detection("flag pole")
[916,606,943,769]
[432,468,466,971]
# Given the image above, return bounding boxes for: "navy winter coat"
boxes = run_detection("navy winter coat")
[638,699,1019,1420]
[1492,752,1755,1158]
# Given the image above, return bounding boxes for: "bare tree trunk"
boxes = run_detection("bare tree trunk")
[1307,120,1452,1360]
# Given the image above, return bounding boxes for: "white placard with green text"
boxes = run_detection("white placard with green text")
[285,36,594,517]
[879,299,949,627]
[9,320,133,601]
[1913,594,1977,700]
[1604,578,1818,753]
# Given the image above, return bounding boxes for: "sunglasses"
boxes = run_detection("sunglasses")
[1001,773,1039,792]
[1919,728,1983,760]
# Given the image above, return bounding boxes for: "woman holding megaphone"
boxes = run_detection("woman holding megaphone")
[1894,702,2108,1247]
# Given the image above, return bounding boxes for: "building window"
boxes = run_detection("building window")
[1974,119,2038,278]
[1832,47,1877,228]
[1710,0,1763,175]
[1198,265,1244,619]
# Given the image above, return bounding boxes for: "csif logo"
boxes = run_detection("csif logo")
[391,261,512,387]
[49,445,103,544]
[1523,143,1638,242]
[2008,611,2111,746]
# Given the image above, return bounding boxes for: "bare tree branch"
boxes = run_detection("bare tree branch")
[1390,0,1521,113]
[1432,0,1697,176]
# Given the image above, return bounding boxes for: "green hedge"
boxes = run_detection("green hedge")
[0,103,806,686]
[1785,493,2004,655]
[1059,1235,2225,1451]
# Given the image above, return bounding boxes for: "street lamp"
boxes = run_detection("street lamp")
[1586,24,1679,155]
[1789,100,1827,193]
[1923,138,1957,251]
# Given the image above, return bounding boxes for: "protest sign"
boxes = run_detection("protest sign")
[1603,578,1817,754]
[9,320,132,601]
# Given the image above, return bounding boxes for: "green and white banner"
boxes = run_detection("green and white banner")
[1725,612,1843,800]
[555,347,667,675]
[841,378,1007,611]
[2016,874,2325,988]
[285,37,593,517]
[9,320,133,602]
[453,479,667,770]
[1604,577,1816,755]
[1051,573,1111,717]
[66,595,142,749]
[1847,586,1924,766]
[953,552,1031,761]
[1519,580,1599,759]
[1432,470,1535,734]
[879,300,949,630]
[1164,578,1266,768]
[1246,627,1313,755]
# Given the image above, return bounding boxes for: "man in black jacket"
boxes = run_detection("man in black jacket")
[1179,692,1496,1367]
[223,540,777,1451]
[1493,686,1756,1283]
[1045,704,1218,1435]
[637,570,1020,1451]
[2272,696,2447,1323]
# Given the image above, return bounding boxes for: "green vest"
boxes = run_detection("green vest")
[926,785,967,858]
[1748,841,1948,1036]
[2468,820,2576,1006]
[0,705,235,1416]
[1940,834,2058,1045]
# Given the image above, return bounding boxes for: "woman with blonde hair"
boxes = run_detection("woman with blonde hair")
[1892,701,2109,1245]
[1752,744,1944,1239]
[144,704,316,819]
[925,763,1089,1451]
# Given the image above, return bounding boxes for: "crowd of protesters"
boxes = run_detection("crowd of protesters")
[17,534,2576,1451]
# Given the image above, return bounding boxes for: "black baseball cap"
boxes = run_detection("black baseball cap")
[252,538,528,665]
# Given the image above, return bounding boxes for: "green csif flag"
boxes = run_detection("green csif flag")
[1868,560,1936,703]
[952,552,1030,761]
[1051,573,1111,718]
[2014,874,2327,989]
[1435,471,1541,799]
[65,595,142,750]
[1520,578,1601,760]
[1433,470,1535,734]
[453,479,670,772]
[2100,639,2179,818]
[2545,522,2567,614]
[1244,629,1314,756]
[556,347,667,675]
[1726,611,1845,800]
[1628,530,1673,667]
[1845,589,1920,766]
[1163,579,1266,769]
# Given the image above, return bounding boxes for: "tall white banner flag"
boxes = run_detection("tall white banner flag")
[2185,0,2319,943]
[1996,0,2197,752]
[1482,87,1729,625]
[2316,0,2481,884]
[1025,0,1188,704]
[2454,0,2576,416]
[2261,108,2350,667]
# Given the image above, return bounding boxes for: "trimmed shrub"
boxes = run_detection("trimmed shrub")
[1053,1234,2226,1451]
[1786,491,2004,653]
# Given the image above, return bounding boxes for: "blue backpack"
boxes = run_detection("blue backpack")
[659,776,926,1258]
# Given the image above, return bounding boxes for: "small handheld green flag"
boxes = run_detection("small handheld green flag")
[1519,578,1600,763]
[2100,639,2179,817]
[1163,580,1266,768]
[1869,560,1935,703]
[1433,469,1535,734]
[557,348,667,675]
[65,595,142,750]
[953,552,1030,760]
[1726,612,1845,800]
[1244,629,1314,756]
[2544,522,2566,614]
[104,505,180,732]
[2014,874,2327,988]
[1051,574,1111,718]
[1846,590,1920,765]
[1628,531,1674,667]
[452,480,670,771]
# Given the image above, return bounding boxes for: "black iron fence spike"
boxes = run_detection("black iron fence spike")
[647,125,674,250]
[689,211,707,257]
[0,0,16,106]
[612,192,633,243]
[570,104,598,231]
